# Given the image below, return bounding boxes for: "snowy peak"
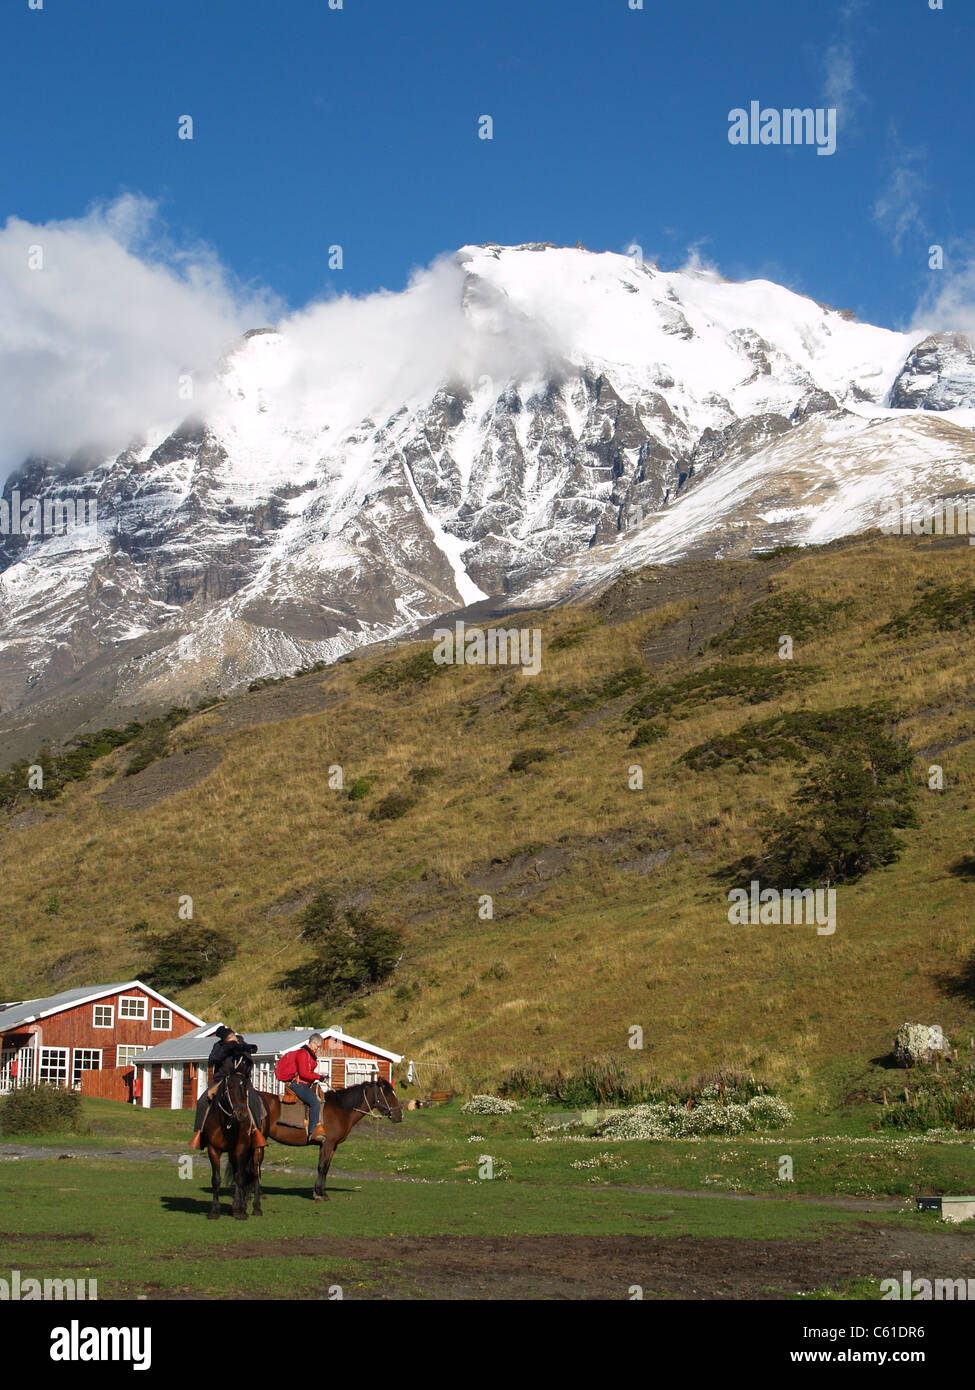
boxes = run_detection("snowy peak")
[0,242,973,750]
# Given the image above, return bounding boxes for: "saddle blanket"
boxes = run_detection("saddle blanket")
[278,1099,307,1131]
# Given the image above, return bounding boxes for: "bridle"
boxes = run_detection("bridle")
[352,1080,400,1121]
[217,1059,254,1133]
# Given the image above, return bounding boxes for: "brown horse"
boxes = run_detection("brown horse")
[260,1078,403,1201]
[203,1065,266,1220]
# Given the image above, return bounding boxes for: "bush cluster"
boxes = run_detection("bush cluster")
[0,1084,87,1135]
[280,891,403,1007]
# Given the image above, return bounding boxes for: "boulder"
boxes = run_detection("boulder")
[893,1023,947,1068]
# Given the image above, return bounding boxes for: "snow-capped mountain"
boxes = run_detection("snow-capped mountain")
[2,242,974,749]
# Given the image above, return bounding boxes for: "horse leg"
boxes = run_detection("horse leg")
[251,1143,263,1216]
[207,1145,222,1219]
[231,1144,249,1221]
[313,1139,335,1203]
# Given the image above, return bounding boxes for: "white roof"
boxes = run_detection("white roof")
[0,981,205,1033]
[137,1024,402,1066]
[277,1026,402,1064]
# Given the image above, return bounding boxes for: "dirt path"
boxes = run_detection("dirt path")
[223,1228,975,1300]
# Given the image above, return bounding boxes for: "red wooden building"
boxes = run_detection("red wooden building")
[0,981,204,1101]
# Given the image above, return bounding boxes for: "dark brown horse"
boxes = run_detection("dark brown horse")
[260,1078,403,1201]
[203,1064,266,1220]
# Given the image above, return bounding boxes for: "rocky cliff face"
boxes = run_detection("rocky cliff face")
[1,243,973,752]
[888,332,975,411]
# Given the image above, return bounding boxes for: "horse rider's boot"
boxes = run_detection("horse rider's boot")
[309,1123,327,1144]
[189,1130,203,1150]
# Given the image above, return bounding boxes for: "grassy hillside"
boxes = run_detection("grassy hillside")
[2,532,975,1100]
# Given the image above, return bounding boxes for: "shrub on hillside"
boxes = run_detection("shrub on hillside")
[711,594,854,655]
[629,720,666,748]
[508,747,550,773]
[593,1093,793,1141]
[0,1084,87,1136]
[461,1094,521,1115]
[358,649,444,693]
[142,923,238,991]
[368,792,417,821]
[754,748,917,889]
[877,1075,975,1132]
[507,666,648,729]
[626,662,813,725]
[0,707,194,812]
[500,1061,770,1109]
[880,582,975,637]
[282,903,403,1007]
[681,703,899,773]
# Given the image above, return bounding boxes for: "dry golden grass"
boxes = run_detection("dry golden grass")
[2,535,974,1093]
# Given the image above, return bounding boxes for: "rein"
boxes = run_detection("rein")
[217,1059,254,1133]
[351,1081,397,1122]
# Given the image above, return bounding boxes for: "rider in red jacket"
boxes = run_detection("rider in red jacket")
[288,1036,327,1142]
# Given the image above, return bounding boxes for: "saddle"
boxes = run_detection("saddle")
[279,1085,309,1132]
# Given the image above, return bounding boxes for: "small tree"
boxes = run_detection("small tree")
[142,924,237,991]
[283,899,403,1007]
[758,750,917,888]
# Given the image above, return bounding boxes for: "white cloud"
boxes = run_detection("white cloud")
[0,203,569,483]
[822,0,867,128]
[0,196,279,478]
[911,241,975,337]
[873,136,928,255]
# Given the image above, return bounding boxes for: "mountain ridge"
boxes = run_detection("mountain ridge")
[1,243,974,756]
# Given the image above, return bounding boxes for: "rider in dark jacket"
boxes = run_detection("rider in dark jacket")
[188,1025,265,1150]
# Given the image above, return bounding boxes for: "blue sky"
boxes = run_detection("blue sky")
[0,0,970,330]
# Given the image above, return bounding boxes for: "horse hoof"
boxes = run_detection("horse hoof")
[233,1212,248,1221]
[313,1194,327,1203]
[207,1211,220,1220]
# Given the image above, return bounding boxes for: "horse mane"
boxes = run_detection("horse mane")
[325,1079,384,1110]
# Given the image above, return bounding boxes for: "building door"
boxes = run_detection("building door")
[0,1045,33,1094]
[171,1066,183,1110]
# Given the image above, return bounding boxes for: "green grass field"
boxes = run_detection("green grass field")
[1,1098,973,1299]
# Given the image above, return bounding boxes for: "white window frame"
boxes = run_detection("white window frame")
[92,1004,114,1029]
[344,1059,379,1085]
[151,1007,172,1032]
[118,995,147,1020]
[72,1048,102,1088]
[116,1044,147,1067]
[38,1046,69,1087]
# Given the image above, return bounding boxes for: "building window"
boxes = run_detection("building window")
[118,996,147,1020]
[151,1008,172,1031]
[344,1059,380,1085]
[116,1045,147,1067]
[38,1048,69,1087]
[93,1004,114,1028]
[72,1049,102,1088]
